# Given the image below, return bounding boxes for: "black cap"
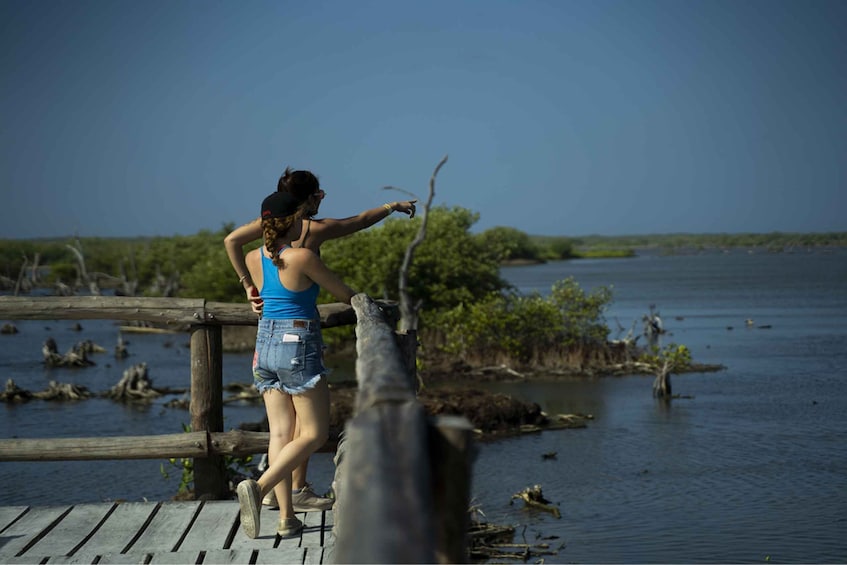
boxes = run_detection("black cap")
[261,192,301,220]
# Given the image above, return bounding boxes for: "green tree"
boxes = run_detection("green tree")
[476,226,539,262]
[321,205,507,318]
[436,277,614,366]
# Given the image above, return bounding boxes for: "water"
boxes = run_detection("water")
[2,248,846,563]
[479,248,847,563]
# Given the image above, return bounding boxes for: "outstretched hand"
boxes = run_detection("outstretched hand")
[394,199,418,218]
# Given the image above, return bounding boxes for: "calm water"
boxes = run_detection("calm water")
[2,248,846,563]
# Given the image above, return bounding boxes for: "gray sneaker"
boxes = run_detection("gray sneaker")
[277,516,304,538]
[292,484,334,512]
[236,479,261,539]
[262,489,279,509]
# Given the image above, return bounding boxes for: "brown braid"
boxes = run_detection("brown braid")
[261,201,311,268]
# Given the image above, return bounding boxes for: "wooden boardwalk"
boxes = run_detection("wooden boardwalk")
[0,501,334,564]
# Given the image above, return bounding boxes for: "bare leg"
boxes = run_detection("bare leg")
[260,389,295,517]
[258,379,330,522]
[291,416,310,490]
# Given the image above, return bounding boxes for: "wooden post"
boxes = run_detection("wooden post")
[396,329,419,393]
[429,415,475,563]
[190,323,227,500]
[334,294,437,563]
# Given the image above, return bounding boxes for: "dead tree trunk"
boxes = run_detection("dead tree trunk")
[387,155,448,332]
[66,239,100,295]
[652,360,672,398]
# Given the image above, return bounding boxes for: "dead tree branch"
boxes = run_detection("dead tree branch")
[385,155,448,332]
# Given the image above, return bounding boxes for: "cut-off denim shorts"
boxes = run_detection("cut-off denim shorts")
[252,318,326,395]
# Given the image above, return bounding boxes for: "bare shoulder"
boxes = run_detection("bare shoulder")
[284,246,320,263]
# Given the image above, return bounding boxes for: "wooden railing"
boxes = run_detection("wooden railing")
[0,294,474,562]
[0,295,364,497]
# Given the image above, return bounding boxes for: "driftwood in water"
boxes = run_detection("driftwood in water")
[33,380,91,401]
[510,484,561,518]
[115,334,128,359]
[1,379,33,402]
[42,338,98,367]
[107,362,160,401]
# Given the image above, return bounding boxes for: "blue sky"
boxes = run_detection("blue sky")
[1,0,845,239]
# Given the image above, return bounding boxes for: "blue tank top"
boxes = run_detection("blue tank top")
[259,247,320,320]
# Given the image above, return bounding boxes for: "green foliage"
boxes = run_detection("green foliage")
[475,226,539,262]
[321,206,507,317]
[436,277,613,364]
[638,343,692,376]
[527,235,577,260]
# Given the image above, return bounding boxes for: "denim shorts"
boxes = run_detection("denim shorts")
[252,318,326,395]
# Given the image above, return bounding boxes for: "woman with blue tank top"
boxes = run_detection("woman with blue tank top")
[235,189,355,540]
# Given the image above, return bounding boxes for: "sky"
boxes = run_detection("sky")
[1,0,845,240]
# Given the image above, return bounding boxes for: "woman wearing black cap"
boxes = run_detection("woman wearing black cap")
[234,189,356,540]
[225,167,416,315]
[224,167,416,512]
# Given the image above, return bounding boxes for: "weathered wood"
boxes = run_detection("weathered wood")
[0,433,208,461]
[190,323,227,500]
[0,296,397,329]
[176,501,238,551]
[0,430,271,462]
[430,415,475,564]
[334,293,437,564]
[350,293,416,415]
[0,502,332,564]
[0,505,73,560]
[131,501,202,553]
[396,329,419,392]
[0,296,208,325]
[334,403,436,564]
[21,503,114,559]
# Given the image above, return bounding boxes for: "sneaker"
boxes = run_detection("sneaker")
[262,489,279,509]
[236,479,261,538]
[292,484,334,512]
[277,516,303,538]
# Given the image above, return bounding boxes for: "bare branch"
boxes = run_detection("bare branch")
[395,154,448,331]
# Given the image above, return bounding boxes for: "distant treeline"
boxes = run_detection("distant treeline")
[1,214,844,302]
[2,212,843,372]
[551,231,847,252]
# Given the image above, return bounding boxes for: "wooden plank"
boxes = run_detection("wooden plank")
[127,502,201,553]
[198,548,256,564]
[228,505,279,550]
[176,501,238,551]
[255,546,305,564]
[0,506,28,531]
[43,553,103,563]
[321,543,335,565]
[146,549,202,564]
[23,503,115,559]
[299,512,322,548]
[302,545,324,565]
[70,502,156,556]
[0,506,71,560]
[78,552,150,564]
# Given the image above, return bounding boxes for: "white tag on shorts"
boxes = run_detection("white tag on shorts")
[282,333,301,343]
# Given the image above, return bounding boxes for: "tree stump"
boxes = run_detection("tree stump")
[1,379,33,402]
[33,380,91,401]
[107,362,160,401]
